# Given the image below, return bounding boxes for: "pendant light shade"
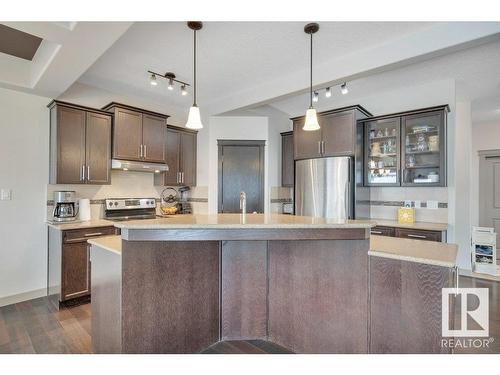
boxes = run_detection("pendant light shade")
[303,23,320,132]
[186,21,204,130]
[304,107,320,131]
[186,105,203,129]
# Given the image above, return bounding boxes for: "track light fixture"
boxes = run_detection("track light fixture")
[341,82,348,95]
[325,87,331,98]
[312,91,319,103]
[185,21,204,130]
[146,70,191,96]
[150,73,158,86]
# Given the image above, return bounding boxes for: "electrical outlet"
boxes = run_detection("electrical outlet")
[414,200,421,209]
[427,200,438,209]
[404,200,412,208]
[1,189,12,200]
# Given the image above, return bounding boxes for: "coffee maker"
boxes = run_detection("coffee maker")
[52,191,78,222]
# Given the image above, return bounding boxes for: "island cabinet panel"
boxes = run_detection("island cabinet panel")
[121,240,220,354]
[221,241,268,340]
[268,239,369,353]
[369,256,454,354]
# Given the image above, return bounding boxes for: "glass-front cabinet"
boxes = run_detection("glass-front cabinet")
[362,106,447,187]
[401,110,446,186]
[365,118,400,186]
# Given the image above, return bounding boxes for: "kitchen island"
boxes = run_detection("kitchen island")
[89,213,374,354]
[89,214,458,354]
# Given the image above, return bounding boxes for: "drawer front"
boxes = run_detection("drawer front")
[370,226,395,237]
[395,228,442,242]
[63,226,118,243]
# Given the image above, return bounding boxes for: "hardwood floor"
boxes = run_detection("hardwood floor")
[0,276,498,354]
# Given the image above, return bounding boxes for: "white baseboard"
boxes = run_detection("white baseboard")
[0,288,47,307]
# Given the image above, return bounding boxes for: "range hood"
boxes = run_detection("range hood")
[112,159,169,173]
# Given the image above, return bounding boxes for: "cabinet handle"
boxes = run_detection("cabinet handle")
[81,165,85,181]
[371,230,383,234]
[182,172,185,184]
[318,141,322,155]
[140,144,143,158]
[322,141,325,154]
[177,172,180,184]
[87,166,90,182]
[407,234,427,239]
[84,232,104,237]
[144,145,147,159]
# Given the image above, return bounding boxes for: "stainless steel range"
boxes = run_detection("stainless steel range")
[104,198,157,221]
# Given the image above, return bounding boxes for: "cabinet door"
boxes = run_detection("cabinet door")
[142,114,167,163]
[57,106,86,184]
[365,117,401,186]
[293,118,322,160]
[395,228,442,242]
[180,131,197,186]
[401,110,446,187]
[281,133,294,187]
[86,112,112,184]
[61,242,91,301]
[167,129,181,185]
[113,108,143,161]
[321,110,355,156]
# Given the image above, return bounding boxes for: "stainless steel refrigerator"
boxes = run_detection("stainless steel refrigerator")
[295,157,369,220]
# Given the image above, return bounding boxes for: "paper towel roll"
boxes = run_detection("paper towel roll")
[78,198,91,221]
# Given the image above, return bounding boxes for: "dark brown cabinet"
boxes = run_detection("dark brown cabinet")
[102,102,169,164]
[281,131,294,187]
[370,226,396,237]
[49,226,119,305]
[292,105,371,160]
[155,125,197,186]
[360,105,448,187]
[395,227,442,242]
[49,101,112,185]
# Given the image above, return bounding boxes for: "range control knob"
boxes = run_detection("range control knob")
[114,201,118,206]
[108,202,113,207]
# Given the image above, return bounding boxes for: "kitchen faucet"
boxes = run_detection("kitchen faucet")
[240,191,246,215]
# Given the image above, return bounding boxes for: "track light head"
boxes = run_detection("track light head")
[150,73,158,86]
[341,82,348,95]
[168,79,174,90]
[325,87,331,98]
[181,85,188,96]
[312,91,319,103]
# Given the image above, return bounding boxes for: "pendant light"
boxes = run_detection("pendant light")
[185,21,203,129]
[303,23,320,131]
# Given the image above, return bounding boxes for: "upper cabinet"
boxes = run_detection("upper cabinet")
[49,101,112,185]
[102,102,169,164]
[360,105,448,187]
[292,105,371,160]
[155,126,197,187]
[281,131,294,187]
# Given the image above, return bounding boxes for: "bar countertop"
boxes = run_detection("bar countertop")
[369,235,458,268]
[372,218,448,232]
[47,219,115,231]
[113,213,376,230]
[87,235,121,254]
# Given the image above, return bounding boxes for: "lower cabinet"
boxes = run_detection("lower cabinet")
[371,225,443,242]
[49,226,119,305]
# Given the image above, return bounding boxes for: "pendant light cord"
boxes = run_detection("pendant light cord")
[310,33,313,108]
[193,29,197,106]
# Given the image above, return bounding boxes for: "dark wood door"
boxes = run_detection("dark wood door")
[281,132,294,187]
[142,114,167,163]
[218,141,265,213]
[180,131,197,186]
[57,106,86,184]
[85,112,112,184]
[321,110,355,156]
[113,107,143,161]
[62,242,91,301]
[165,129,181,185]
[293,118,322,160]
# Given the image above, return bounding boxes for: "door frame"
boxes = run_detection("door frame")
[479,149,500,227]
[217,140,266,213]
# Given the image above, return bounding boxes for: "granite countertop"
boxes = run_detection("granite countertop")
[46,219,115,231]
[87,235,121,254]
[372,218,448,232]
[114,213,376,230]
[369,235,457,268]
